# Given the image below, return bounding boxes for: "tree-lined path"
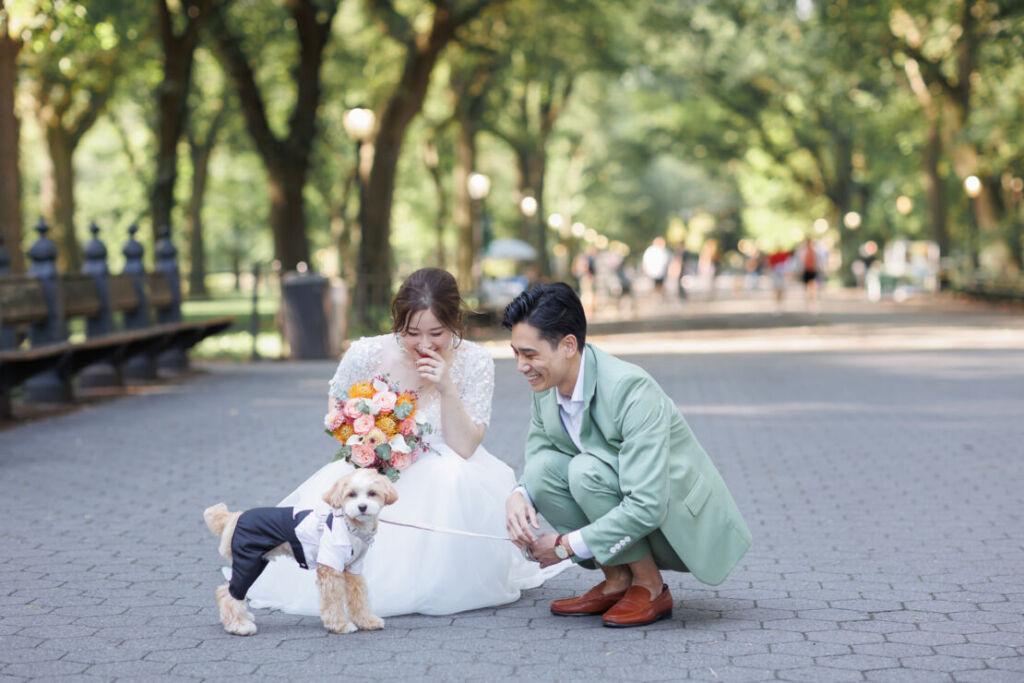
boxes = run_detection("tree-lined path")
[1,295,1023,681]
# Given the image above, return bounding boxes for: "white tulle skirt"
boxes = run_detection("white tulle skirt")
[242,440,567,617]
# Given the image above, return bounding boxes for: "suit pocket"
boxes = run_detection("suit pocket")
[683,475,711,517]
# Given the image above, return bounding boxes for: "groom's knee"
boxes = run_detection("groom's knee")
[522,449,571,499]
[567,454,620,501]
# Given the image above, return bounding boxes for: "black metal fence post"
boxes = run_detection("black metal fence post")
[23,219,72,403]
[120,224,156,381]
[0,229,14,350]
[79,222,120,388]
[154,225,187,371]
[251,262,261,362]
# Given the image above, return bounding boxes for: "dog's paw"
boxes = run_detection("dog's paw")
[356,615,384,631]
[324,619,357,634]
[226,619,257,636]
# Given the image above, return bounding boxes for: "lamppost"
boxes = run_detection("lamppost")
[468,172,491,264]
[964,175,982,278]
[343,107,375,323]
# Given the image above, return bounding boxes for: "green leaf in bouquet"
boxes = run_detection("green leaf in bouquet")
[375,444,392,462]
[393,403,412,420]
[331,445,352,462]
[384,467,400,482]
[357,399,372,414]
[324,428,333,436]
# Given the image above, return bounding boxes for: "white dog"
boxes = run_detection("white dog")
[203,468,398,636]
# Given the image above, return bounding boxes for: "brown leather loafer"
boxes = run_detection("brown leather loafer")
[602,584,673,627]
[550,581,628,616]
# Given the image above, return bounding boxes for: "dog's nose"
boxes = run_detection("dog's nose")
[358,503,367,513]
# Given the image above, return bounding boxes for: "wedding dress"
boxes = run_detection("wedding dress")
[243,335,565,617]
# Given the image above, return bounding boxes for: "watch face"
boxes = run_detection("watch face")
[554,544,569,559]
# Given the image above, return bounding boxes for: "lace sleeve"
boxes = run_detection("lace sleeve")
[328,337,378,401]
[455,341,495,426]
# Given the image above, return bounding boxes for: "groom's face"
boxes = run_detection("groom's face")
[509,323,578,395]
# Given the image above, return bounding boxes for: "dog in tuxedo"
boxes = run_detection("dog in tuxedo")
[203,468,397,635]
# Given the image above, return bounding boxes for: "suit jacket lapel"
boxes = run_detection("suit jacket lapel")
[578,345,598,446]
[541,391,577,453]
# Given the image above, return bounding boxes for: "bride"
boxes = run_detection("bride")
[245,267,564,616]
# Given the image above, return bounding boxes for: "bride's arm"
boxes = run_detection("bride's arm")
[438,384,486,459]
[417,342,491,459]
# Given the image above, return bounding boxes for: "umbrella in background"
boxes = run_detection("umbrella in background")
[484,238,537,261]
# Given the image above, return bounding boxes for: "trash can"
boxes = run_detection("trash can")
[280,271,330,359]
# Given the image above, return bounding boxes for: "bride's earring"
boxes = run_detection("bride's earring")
[395,333,404,350]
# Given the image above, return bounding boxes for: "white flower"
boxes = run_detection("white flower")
[389,434,411,453]
[345,435,364,446]
[372,378,389,393]
[415,412,428,425]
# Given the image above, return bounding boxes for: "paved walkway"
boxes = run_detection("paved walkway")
[2,292,1023,681]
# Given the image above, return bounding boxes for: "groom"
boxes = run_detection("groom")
[503,283,751,627]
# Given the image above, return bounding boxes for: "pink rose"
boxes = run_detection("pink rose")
[371,391,398,414]
[352,414,375,434]
[324,411,345,431]
[350,444,377,468]
[391,449,414,471]
[399,417,418,437]
[343,399,366,420]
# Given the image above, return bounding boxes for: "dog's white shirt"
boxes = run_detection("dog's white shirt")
[293,504,371,574]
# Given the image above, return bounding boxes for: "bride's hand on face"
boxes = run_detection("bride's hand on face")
[415,345,453,393]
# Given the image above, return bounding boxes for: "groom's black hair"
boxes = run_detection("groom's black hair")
[502,282,586,351]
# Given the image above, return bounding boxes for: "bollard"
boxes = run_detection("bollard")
[154,225,187,372]
[120,224,156,381]
[23,219,73,403]
[79,222,120,388]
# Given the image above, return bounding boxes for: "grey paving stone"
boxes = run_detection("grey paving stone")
[778,667,865,682]
[865,669,955,682]
[901,654,987,672]
[816,654,900,671]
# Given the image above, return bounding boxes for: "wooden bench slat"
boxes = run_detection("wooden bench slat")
[60,274,102,318]
[0,275,50,326]
[108,274,140,312]
[147,273,174,308]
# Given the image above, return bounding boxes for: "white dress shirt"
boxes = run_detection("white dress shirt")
[516,349,594,559]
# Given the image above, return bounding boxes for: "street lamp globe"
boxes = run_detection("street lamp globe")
[547,213,564,230]
[343,107,376,142]
[468,172,491,200]
[843,211,862,230]
[964,175,982,199]
[520,195,538,217]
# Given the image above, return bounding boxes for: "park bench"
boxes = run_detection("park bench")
[0,222,233,418]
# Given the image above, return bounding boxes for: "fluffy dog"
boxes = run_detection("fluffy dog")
[203,468,398,636]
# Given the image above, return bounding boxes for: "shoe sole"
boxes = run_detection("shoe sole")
[550,608,610,617]
[602,608,672,628]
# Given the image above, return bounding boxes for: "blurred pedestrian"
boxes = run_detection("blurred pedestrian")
[793,236,827,313]
[766,248,792,313]
[642,237,672,299]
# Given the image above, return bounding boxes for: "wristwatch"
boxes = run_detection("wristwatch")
[554,534,572,560]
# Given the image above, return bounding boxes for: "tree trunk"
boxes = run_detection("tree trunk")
[151,0,209,243]
[516,147,550,277]
[186,131,218,298]
[0,23,22,272]
[268,160,311,270]
[453,120,475,293]
[921,118,949,256]
[42,122,81,271]
[209,0,334,272]
[355,7,459,325]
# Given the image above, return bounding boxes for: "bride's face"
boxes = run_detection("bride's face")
[399,308,453,358]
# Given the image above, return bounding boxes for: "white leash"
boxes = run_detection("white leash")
[379,518,516,543]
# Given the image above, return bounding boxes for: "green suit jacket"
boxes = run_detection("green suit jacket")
[523,344,752,586]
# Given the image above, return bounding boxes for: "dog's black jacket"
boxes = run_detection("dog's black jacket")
[228,507,319,600]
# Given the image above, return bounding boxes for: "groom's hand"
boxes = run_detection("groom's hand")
[506,491,540,548]
[529,533,562,568]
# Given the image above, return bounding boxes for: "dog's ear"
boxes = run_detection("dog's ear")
[380,476,398,505]
[323,471,355,509]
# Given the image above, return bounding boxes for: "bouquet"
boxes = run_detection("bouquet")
[325,375,431,482]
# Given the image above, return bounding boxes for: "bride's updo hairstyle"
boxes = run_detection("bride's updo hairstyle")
[391,267,466,344]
